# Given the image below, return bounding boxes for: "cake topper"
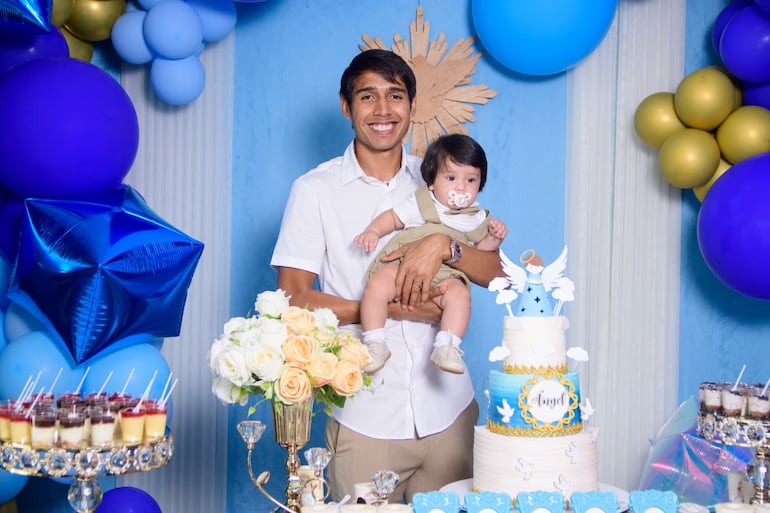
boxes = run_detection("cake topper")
[489,246,575,317]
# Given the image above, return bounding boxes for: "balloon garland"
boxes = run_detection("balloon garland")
[634,1,770,301]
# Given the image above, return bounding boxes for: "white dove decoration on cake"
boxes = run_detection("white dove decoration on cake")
[488,246,575,317]
[514,458,534,480]
[497,398,515,423]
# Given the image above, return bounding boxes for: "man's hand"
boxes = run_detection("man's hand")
[381,233,450,308]
[387,282,446,322]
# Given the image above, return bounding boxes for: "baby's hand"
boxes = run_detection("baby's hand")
[489,219,508,240]
[353,230,380,252]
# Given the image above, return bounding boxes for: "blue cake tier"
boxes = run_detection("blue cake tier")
[487,369,583,436]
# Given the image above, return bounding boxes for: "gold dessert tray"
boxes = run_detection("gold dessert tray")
[0,434,173,512]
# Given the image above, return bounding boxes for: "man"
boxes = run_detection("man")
[271,49,502,502]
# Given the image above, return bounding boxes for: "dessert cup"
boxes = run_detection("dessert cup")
[720,384,745,416]
[89,408,116,447]
[59,410,86,449]
[120,407,145,443]
[143,401,167,441]
[0,402,11,442]
[747,388,770,419]
[31,408,57,449]
[9,408,31,445]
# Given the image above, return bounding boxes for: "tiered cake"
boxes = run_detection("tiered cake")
[473,247,599,497]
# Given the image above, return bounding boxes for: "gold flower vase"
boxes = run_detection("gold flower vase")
[272,399,313,512]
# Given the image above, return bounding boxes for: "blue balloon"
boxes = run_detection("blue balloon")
[742,80,770,111]
[7,186,204,364]
[697,152,770,300]
[111,11,154,65]
[719,4,770,83]
[95,487,162,513]
[150,55,206,106]
[0,331,83,400]
[0,20,69,74]
[82,342,171,400]
[711,0,751,53]
[471,0,617,76]
[0,57,139,199]
[0,469,28,503]
[143,0,203,59]
[0,196,22,263]
[4,302,45,340]
[186,0,237,43]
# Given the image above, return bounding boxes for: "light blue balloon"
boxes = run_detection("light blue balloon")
[4,300,45,341]
[471,0,617,76]
[111,11,154,64]
[150,55,205,105]
[0,331,83,400]
[143,0,203,59]
[186,0,237,43]
[0,469,28,503]
[82,342,171,400]
[0,310,6,353]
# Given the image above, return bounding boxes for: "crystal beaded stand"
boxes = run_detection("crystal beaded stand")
[0,434,174,513]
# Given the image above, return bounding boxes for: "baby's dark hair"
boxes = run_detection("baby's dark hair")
[339,49,417,106]
[421,134,488,191]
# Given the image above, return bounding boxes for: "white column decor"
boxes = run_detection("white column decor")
[118,35,234,513]
[565,0,685,491]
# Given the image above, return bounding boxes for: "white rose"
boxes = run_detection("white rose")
[213,344,252,387]
[244,344,284,382]
[223,316,248,337]
[211,377,249,406]
[208,336,229,370]
[253,317,288,349]
[255,289,290,318]
[313,307,339,333]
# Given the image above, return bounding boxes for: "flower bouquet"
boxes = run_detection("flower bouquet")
[209,289,373,415]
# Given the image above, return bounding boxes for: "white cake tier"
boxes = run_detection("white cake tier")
[502,316,569,374]
[473,425,599,497]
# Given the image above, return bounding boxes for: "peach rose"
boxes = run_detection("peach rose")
[282,335,318,365]
[274,364,313,404]
[281,306,316,335]
[330,360,363,397]
[336,334,371,369]
[306,352,339,387]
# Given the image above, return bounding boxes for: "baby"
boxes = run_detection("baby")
[354,134,507,373]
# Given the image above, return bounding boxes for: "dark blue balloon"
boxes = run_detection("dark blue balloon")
[697,151,770,300]
[719,4,770,83]
[742,80,770,110]
[0,20,68,74]
[7,185,204,363]
[95,487,162,513]
[711,0,751,53]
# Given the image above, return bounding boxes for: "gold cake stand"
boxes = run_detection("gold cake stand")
[697,411,769,503]
[0,434,174,513]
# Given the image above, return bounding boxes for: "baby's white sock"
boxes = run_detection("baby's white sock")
[434,330,461,348]
[362,328,386,345]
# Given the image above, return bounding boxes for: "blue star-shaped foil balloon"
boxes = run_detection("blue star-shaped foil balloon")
[7,185,204,364]
[0,0,52,30]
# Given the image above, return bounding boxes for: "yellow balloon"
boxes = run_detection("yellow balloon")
[693,158,731,202]
[60,26,93,62]
[634,92,687,148]
[674,67,737,130]
[51,0,73,26]
[64,0,126,42]
[716,105,770,164]
[658,128,721,188]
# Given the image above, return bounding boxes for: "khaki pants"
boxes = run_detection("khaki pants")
[324,400,478,504]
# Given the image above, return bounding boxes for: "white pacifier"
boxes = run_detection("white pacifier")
[448,189,472,208]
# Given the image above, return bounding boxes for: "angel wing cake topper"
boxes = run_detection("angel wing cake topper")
[488,246,575,317]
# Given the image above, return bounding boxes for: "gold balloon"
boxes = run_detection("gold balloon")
[674,67,737,130]
[634,92,687,148]
[693,158,731,202]
[51,0,73,26]
[64,0,126,42]
[658,128,721,188]
[61,26,94,62]
[716,105,770,164]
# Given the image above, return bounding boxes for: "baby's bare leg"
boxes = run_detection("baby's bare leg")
[433,278,471,338]
[360,264,399,332]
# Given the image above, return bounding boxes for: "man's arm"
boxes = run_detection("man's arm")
[276,265,443,325]
[380,233,504,307]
